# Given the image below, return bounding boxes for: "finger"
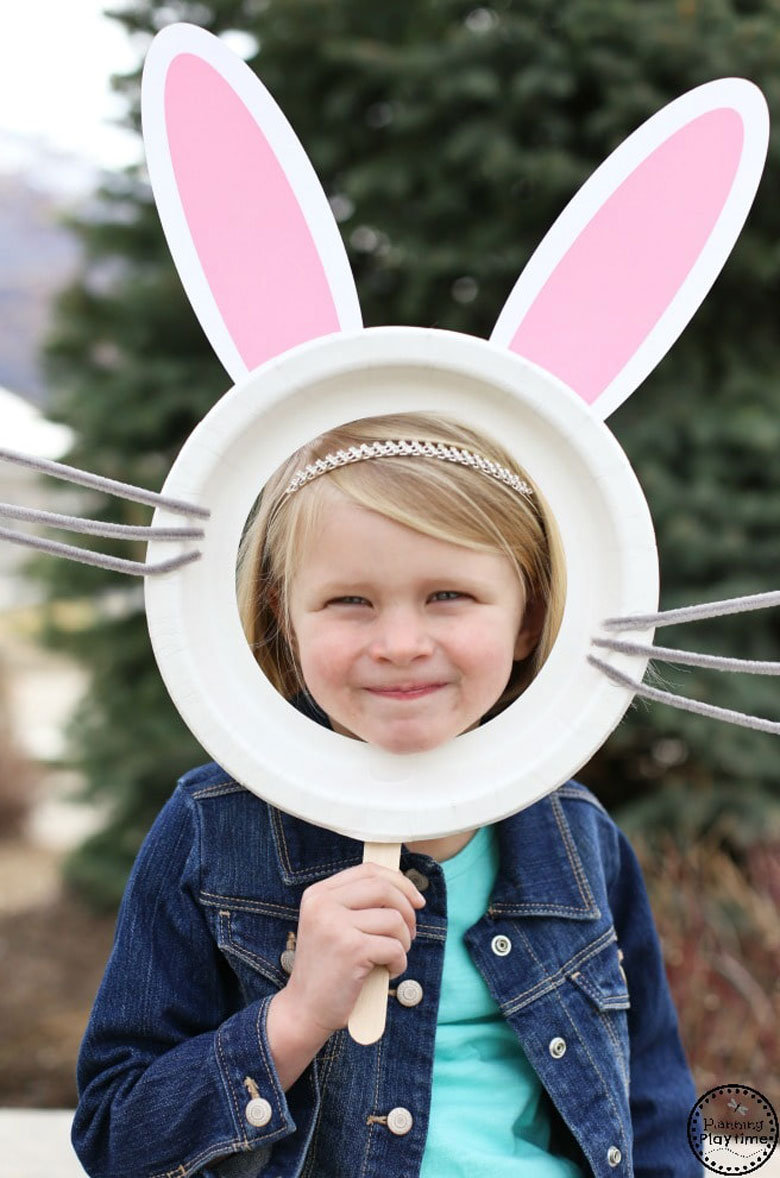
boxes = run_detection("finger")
[352,907,414,952]
[325,878,419,938]
[358,934,408,980]
[323,862,426,908]
[327,864,425,916]
[298,891,416,955]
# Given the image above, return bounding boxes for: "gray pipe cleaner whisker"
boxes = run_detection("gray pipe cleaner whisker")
[0,526,201,577]
[0,446,209,576]
[603,589,780,631]
[591,589,780,734]
[0,446,210,518]
[591,636,780,676]
[588,655,780,735]
[0,502,205,542]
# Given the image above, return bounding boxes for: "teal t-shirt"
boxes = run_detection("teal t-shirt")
[419,825,584,1177]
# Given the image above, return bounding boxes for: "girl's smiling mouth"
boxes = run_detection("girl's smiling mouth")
[365,683,447,699]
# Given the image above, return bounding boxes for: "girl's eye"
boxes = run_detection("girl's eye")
[430,590,467,602]
[328,596,370,606]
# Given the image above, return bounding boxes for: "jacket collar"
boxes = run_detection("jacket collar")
[270,805,364,885]
[270,791,599,921]
[269,691,366,885]
[489,792,600,920]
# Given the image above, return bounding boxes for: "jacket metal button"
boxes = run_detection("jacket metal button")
[607,1145,622,1166]
[617,946,628,985]
[387,1107,414,1135]
[245,1097,273,1127]
[491,934,512,956]
[404,868,429,892]
[280,931,296,975]
[548,1036,567,1059]
[396,979,423,1007]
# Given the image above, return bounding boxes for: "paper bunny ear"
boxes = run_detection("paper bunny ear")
[491,79,769,419]
[142,23,362,382]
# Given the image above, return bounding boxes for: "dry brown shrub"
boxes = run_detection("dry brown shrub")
[636,833,780,1107]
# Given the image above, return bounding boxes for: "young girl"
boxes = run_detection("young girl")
[73,411,697,1178]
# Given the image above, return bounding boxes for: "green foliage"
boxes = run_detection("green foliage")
[42,0,780,906]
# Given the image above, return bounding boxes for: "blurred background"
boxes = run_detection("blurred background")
[0,0,778,1124]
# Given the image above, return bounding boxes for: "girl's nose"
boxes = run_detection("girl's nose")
[368,608,434,663]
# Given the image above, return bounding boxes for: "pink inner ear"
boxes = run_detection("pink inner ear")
[165,55,341,370]
[509,109,745,403]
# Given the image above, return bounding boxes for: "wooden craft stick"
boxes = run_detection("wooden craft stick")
[347,841,402,1045]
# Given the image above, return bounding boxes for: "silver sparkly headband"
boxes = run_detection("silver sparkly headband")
[283,440,533,497]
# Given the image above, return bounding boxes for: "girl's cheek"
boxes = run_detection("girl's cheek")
[302,629,357,674]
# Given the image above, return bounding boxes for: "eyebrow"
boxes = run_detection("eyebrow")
[309,573,507,598]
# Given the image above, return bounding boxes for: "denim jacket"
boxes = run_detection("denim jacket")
[73,763,698,1178]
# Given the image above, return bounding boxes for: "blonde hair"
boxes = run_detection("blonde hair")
[237,412,566,718]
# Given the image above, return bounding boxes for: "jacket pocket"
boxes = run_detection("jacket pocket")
[568,939,631,1095]
[214,903,298,995]
[567,941,630,1010]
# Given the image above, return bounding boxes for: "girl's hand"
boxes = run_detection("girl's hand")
[266,862,426,1088]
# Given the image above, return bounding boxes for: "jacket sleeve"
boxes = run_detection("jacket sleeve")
[72,786,318,1178]
[606,824,701,1178]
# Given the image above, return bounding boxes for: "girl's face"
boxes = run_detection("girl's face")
[286,493,541,754]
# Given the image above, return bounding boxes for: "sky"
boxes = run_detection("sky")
[0,0,141,179]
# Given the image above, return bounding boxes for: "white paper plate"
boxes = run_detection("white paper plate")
[145,326,658,840]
